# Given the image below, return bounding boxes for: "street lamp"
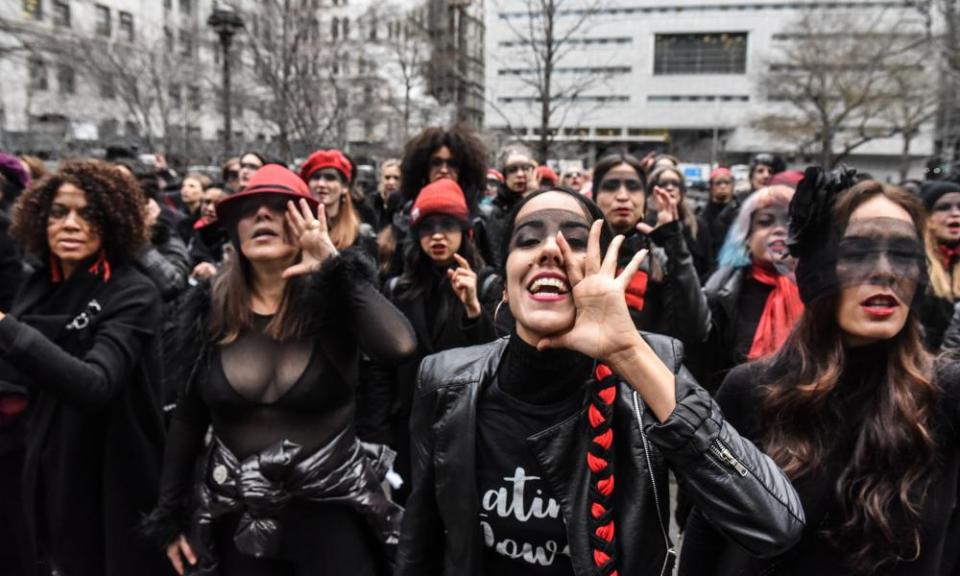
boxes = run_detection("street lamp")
[208,3,244,160]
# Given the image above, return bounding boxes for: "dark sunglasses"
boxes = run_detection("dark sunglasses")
[224,170,240,179]
[656,179,683,190]
[416,215,462,236]
[599,178,644,193]
[504,163,534,175]
[934,200,960,213]
[237,195,290,219]
[310,171,343,183]
[430,157,459,170]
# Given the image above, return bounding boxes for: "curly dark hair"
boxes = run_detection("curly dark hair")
[11,159,149,266]
[400,124,488,214]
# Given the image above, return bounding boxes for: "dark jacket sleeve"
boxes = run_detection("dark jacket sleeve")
[640,339,804,558]
[306,248,416,363]
[649,221,711,346]
[138,234,190,302]
[941,302,960,351]
[395,364,445,576]
[0,212,23,311]
[0,277,162,412]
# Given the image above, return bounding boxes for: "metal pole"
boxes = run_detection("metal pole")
[222,32,233,160]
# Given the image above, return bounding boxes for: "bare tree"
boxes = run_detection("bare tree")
[754,7,934,168]
[243,0,355,159]
[490,0,614,162]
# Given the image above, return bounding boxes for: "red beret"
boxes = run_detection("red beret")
[300,149,353,184]
[537,165,558,186]
[410,179,469,227]
[216,164,318,223]
[768,170,804,188]
[487,168,504,183]
[709,167,733,182]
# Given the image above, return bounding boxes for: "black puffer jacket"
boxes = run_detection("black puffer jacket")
[396,336,805,576]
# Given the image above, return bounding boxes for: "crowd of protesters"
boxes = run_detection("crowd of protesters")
[0,126,959,576]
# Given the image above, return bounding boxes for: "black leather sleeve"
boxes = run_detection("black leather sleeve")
[641,341,805,558]
[649,221,711,345]
[394,366,445,576]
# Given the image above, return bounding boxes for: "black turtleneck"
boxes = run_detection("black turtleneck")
[475,334,588,575]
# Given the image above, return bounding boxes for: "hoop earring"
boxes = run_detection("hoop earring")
[494,299,508,338]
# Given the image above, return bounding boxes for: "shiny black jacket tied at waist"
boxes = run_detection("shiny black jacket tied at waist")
[189,427,401,568]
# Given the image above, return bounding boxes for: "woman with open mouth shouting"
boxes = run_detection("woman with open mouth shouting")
[395,187,803,576]
[919,180,960,351]
[680,172,960,576]
[146,165,416,576]
[694,185,802,393]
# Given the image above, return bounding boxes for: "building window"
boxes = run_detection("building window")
[188,85,201,111]
[29,57,47,91]
[164,0,172,9]
[369,17,377,40]
[119,11,134,42]
[331,17,339,40]
[179,30,193,58]
[57,65,75,95]
[169,84,182,108]
[164,27,174,51]
[23,0,42,20]
[654,33,747,75]
[52,0,69,27]
[95,4,111,37]
[342,17,349,39]
[179,0,191,14]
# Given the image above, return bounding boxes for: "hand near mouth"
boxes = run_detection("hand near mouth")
[536,220,647,362]
[282,199,339,279]
[636,186,678,235]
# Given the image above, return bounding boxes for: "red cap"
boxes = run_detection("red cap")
[216,164,318,223]
[537,165,558,186]
[487,168,504,183]
[410,179,469,227]
[709,167,732,182]
[768,169,804,188]
[300,149,353,184]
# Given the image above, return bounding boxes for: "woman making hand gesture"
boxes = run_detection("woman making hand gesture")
[146,165,416,576]
[396,187,804,576]
[369,179,497,504]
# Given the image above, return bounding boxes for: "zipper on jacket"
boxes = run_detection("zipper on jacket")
[709,439,749,477]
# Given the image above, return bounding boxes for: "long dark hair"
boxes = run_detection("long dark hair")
[399,125,488,213]
[760,181,938,574]
[395,222,481,301]
[208,231,307,345]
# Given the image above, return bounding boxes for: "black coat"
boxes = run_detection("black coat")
[0,263,169,576]
[396,337,805,576]
[0,209,23,310]
[366,269,497,500]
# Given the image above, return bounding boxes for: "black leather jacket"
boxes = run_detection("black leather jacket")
[396,336,805,576]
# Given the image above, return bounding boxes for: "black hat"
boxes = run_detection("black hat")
[920,180,960,211]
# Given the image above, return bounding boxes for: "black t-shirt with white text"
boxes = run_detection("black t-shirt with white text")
[476,379,582,575]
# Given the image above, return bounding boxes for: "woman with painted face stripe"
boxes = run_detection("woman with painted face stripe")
[919,181,960,351]
[681,171,960,576]
[368,179,498,504]
[692,185,802,393]
[591,152,711,349]
[146,165,416,576]
[0,160,168,576]
[396,187,803,576]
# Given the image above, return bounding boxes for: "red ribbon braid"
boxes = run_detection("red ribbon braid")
[588,364,619,576]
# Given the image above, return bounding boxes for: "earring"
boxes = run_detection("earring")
[493,299,509,338]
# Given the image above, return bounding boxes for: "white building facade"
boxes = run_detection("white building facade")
[483,0,936,181]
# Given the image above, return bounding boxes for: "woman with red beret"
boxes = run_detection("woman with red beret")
[147,164,416,576]
[300,149,377,262]
[369,179,499,504]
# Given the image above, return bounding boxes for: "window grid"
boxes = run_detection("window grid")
[654,33,747,75]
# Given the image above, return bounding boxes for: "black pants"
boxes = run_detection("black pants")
[0,448,28,576]
[212,502,384,576]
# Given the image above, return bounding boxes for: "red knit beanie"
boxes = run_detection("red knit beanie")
[410,179,469,227]
[709,167,732,182]
[299,149,353,184]
[537,165,559,187]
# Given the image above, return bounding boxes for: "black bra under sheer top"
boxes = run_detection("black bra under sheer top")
[202,314,354,459]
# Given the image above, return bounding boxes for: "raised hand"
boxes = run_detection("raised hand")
[447,253,482,319]
[536,220,647,363]
[636,186,679,235]
[282,198,338,279]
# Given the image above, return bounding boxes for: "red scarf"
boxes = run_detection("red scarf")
[623,269,649,312]
[938,243,960,269]
[748,264,804,360]
[49,250,112,283]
